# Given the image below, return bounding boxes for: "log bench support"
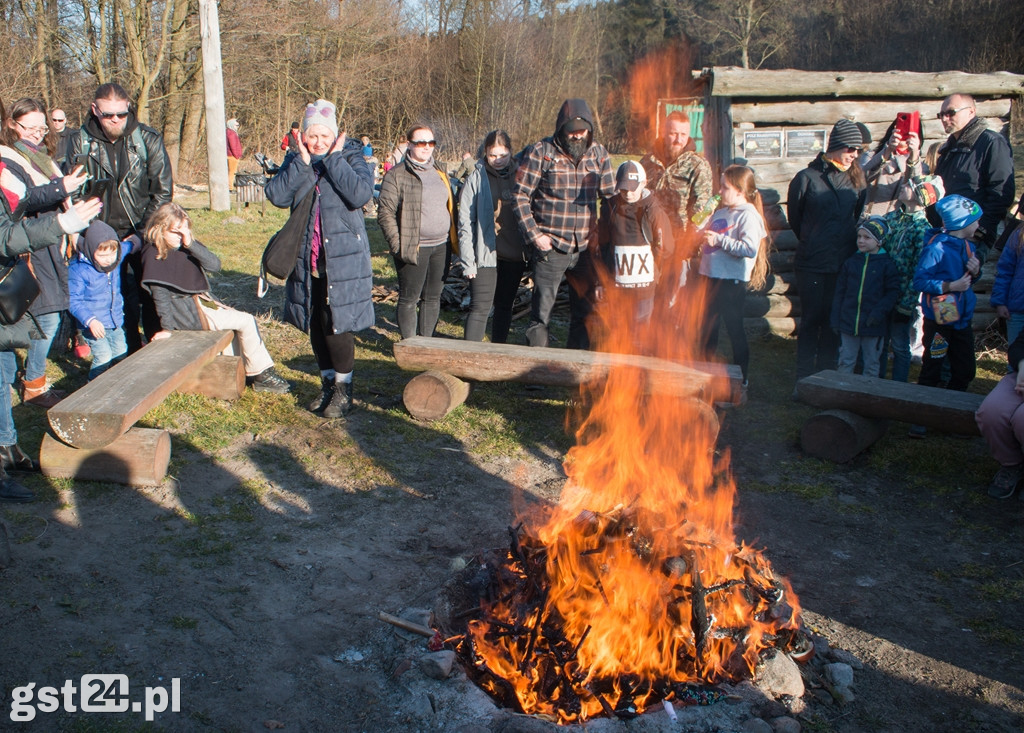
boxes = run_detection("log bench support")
[42,331,243,486]
[800,409,888,463]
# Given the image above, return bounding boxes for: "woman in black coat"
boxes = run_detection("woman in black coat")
[787,118,867,383]
[265,100,374,418]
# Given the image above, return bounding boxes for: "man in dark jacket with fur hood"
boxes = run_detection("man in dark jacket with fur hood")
[65,83,173,352]
[932,93,1014,264]
[513,98,615,349]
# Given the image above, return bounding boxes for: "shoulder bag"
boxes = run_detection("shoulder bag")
[257,185,317,297]
[0,255,40,326]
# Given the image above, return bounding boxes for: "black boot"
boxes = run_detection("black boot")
[322,381,353,419]
[0,464,34,503]
[307,376,334,413]
[0,443,39,472]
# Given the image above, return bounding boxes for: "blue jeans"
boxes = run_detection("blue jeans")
[0,350,18,445]
[84,327,127,380]
[881,311,914,383]
[24,311,62,382]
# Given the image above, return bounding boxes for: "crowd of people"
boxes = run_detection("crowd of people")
[1,86,1021,504]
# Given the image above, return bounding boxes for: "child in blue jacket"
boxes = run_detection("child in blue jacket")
[830,216,900,374]
[68,220,134,380]
[912,194,982,394]
[990,223,1024,344]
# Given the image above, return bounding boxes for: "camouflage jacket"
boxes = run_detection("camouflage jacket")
[640,149,713,237]
[881,206,931,316]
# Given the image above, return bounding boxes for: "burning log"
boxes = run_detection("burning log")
[448,272,803,723]
[456,518,804,723]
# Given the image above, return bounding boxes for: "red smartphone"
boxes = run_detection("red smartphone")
[893,111,919,153]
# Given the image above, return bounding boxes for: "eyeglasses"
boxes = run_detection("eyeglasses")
[844,147,862,153]
[937,107,970,119]
[409,140,436,148]
[51,117,65,123]
[98,111,129,120]
[16,120,48,135]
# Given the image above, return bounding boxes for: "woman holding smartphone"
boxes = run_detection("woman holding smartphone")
[862,112,924,217]
[0,97,89,407]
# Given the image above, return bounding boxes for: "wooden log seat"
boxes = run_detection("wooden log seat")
[795,370,983,435]
[393,336,742,405]
[48,330,239,450]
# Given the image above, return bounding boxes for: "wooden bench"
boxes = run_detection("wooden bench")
[392,336,742,422]
[41,330,245,485]
[794,370,984,462]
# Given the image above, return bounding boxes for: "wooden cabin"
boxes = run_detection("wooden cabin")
[684,67,1024,336]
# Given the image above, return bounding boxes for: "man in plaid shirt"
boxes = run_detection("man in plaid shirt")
[514,98,614,348]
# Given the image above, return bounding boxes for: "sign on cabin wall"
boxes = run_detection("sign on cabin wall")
[742,131,782,159]
[785,130,827,158]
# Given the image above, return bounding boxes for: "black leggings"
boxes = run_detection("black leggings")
[394,244,448,338]
[309,275,355,373]
[702,277,750,381]
[465,258,528,342]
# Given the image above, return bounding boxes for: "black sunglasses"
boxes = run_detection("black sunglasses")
[409,140,436,147]
[98,111,129,120]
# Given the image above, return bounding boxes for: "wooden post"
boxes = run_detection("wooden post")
[800,409,888,463]
[198,0,230,211]
[40,428,172,486]
[402,371,470,421]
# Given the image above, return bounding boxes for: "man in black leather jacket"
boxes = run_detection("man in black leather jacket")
[65,83,173,351]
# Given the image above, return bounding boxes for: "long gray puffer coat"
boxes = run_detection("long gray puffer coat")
[265,139,375,335]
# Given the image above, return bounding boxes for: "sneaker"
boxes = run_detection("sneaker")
[987,465,1022,499]
[908,424,927,439]
[251,367,290,394]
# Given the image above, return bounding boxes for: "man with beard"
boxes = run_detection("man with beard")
[640,110,714,288]
[932,93,1014,265]
[66,83,173,352]
[513,98,614,348]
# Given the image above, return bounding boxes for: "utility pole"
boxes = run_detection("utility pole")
[199,0,230,211]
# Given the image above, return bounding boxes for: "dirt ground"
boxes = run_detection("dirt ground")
[2,336,1024,732]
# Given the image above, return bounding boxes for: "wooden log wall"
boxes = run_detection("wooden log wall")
[728,96,1014,338]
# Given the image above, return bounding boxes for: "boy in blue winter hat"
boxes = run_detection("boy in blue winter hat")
[910,195,982,433]
[68,220,136,380]
[831,216,900,374]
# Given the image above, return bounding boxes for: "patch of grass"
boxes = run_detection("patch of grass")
[965,615,1024,646]
[139,555,170,576]
[745,478,834,501]
[979,578,1024,603]
[170,615,198,630]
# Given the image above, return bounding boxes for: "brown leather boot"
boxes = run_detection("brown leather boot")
[20,376,66,408]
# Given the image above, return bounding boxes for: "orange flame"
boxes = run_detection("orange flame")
[464,47,800,724]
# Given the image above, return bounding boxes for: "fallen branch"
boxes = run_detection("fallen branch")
[378,611,435,638]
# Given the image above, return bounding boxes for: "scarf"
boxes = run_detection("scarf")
[485,160,513,179]
[13,139,57,181]
[140,242,212,294]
